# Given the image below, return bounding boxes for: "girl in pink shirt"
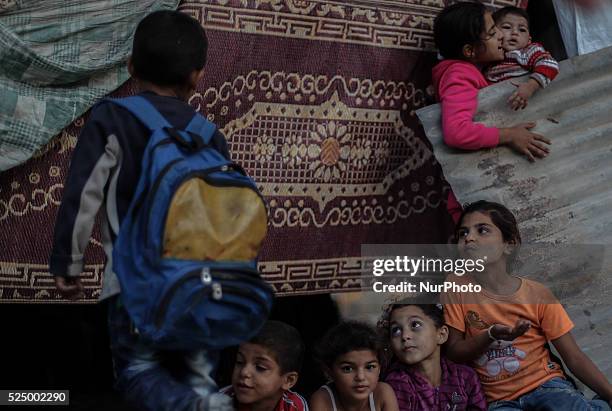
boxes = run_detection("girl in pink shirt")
[380,303,486,411]
[432,3,551,162]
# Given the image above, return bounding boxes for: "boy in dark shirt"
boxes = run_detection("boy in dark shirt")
[49,10,232,411]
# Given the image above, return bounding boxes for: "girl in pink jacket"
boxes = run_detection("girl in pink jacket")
[432,2,551,162]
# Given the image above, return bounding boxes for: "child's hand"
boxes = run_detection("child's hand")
[508,79,541,110]
[499,122,551,162]
[54,275,84,300]
[491,319,531,341]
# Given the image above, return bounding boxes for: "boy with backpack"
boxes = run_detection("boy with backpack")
[50,10,272,411]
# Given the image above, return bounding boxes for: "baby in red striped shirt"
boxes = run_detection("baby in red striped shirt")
[485,7,559,111]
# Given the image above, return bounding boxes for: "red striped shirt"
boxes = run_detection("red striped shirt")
[220,386,309,411]
[485,42,559,87]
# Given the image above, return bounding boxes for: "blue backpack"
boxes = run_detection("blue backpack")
[109,95,273,350]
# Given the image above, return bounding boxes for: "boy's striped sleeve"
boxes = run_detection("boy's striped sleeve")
[49,106,121,277]
[528,43,559,88]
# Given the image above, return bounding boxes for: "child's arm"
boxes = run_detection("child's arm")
[527,43,559,89]
[552,332,612,404]
[438,66,550,160]
[445,327,492,363]
[438,69,499,150]
[49,105,118,298]
[445,320,531,363]
[498,123,551,162]
[509,43,559,110]
[376,382,399,411]
[309,388,333,411]
[508,79,541,111]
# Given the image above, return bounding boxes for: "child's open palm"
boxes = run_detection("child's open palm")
[491,319,531,341]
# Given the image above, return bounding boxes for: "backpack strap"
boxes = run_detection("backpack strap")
[105,95,216,150]
[104,95,171,131]
[185,112,217,147]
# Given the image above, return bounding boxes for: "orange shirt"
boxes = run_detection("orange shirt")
[442,274,574,403]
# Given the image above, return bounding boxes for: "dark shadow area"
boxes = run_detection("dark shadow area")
[527,0,568,61]
[1,293,340,409]
[215,293,340,398]
[269,293,340,397]
[1,302,136,410]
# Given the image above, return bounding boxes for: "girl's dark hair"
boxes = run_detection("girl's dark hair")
[132,10,208,87]
[492,6,530,28]
[376,302,445,375]
[314,321,382,368]
[434,2,488,60]
[380,303,445,331]
[455,200,522,246]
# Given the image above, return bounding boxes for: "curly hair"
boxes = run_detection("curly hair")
[314,321,382,368]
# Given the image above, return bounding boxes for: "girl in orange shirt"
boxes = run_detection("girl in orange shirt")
[443,200,612,410]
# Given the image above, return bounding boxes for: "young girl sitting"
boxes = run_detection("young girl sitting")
[444,200,612,410]
[379,303,486,411]
[310,321,399,411]
[432,2,551,162]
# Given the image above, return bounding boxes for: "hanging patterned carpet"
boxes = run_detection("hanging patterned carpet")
[0,0,524,302]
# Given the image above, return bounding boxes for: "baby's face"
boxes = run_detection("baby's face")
[497,13,531,51]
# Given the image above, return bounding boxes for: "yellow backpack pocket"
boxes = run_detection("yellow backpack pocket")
[163,177,267,261]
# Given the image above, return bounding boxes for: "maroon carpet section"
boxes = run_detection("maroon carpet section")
[0,0,523,302]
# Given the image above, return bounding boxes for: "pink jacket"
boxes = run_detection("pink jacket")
[432,60,499,150]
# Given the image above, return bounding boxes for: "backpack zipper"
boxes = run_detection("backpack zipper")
[130,135,220,226]
[181,168,266,207]
[155,267,270,328]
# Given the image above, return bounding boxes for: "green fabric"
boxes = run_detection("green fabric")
[0,0,180,171]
